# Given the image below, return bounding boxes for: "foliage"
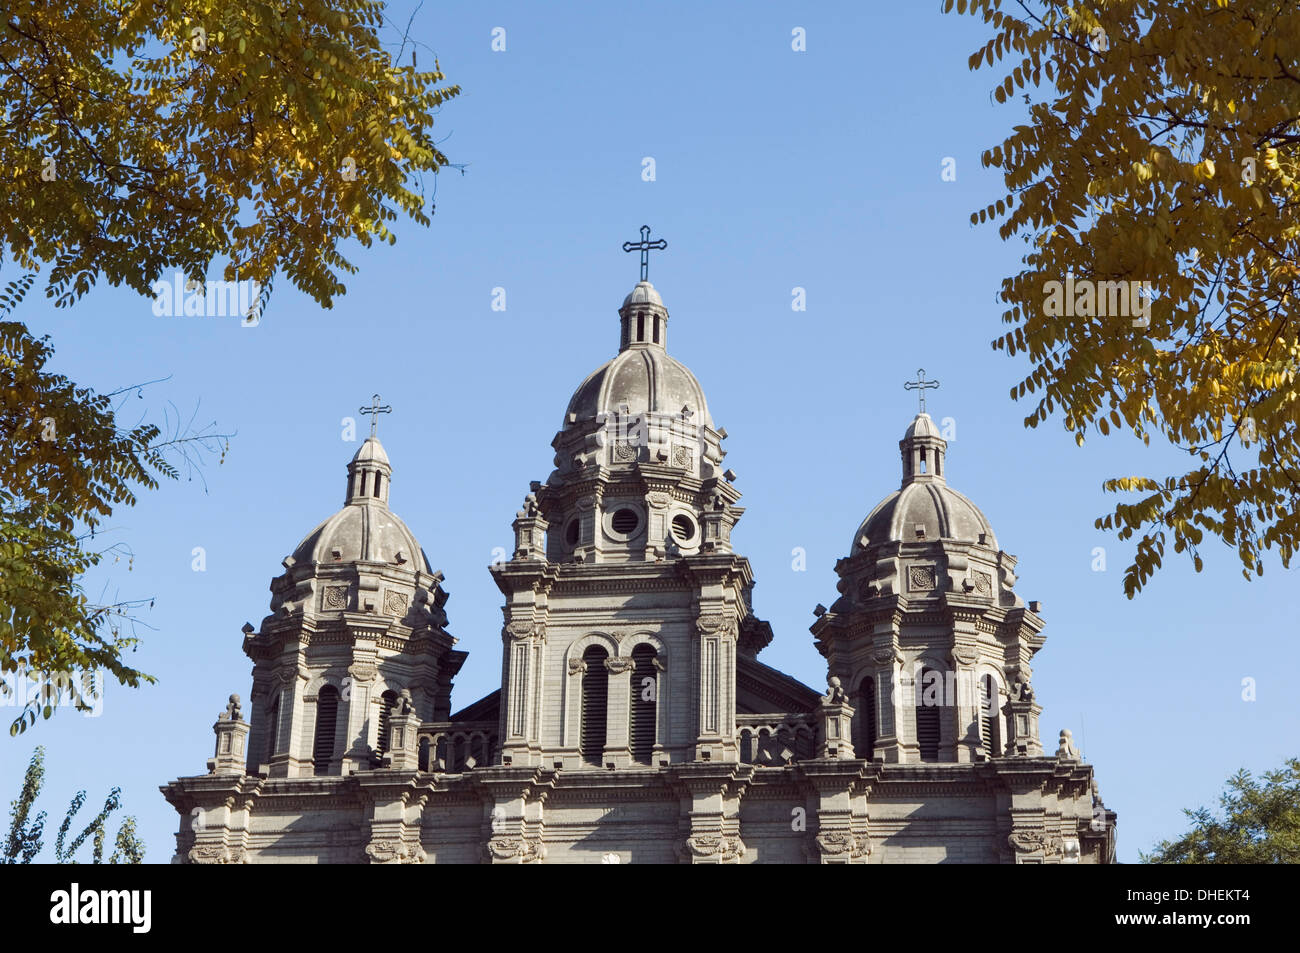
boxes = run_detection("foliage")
[1,0,460,311]
[2,745,145,863]
[1,320,228,734]
[1144,757,1300,863]
[949,0,1300,595]
[1,743,46,862]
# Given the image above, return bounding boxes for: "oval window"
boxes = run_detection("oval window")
[611,508,640,535]
[671,514,696,543]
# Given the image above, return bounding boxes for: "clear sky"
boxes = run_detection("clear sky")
[6,1,1297,864]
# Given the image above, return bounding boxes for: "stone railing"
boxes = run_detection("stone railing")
[736,713,816,765]
[417,721,498,773]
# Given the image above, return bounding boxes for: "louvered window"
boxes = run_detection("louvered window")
[580,646,609,765]
[857,676,876,761]
[916,667,941,761]
[313,685,339,775]
[630,644,657,765]
[377,690,398,754]
[980,675,1000,756]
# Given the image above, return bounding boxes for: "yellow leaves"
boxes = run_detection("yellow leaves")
[962,0,1300,594]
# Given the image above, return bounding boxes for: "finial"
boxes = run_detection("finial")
[359,393,393,439]
[622,225,667,282]
[903,368,940,414]
[222,694,242,721]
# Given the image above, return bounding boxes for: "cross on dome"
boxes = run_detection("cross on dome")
[359,393,392,438]
[622,225,667,282]
[903,369,940,414]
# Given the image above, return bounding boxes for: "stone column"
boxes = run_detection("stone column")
[693,613,737,762]
[871,644,906,763]
[604,655,634,769]
[671,763,749,864]
[341,657,378,773]
[476,767,552,864]
[952,641,981,762]
[501,622,538,766]
[801,761,870,864]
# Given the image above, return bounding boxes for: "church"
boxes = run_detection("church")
[163,239,1117,863]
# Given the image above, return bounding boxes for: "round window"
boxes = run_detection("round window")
[671,514,696,544]
[611,508,640,535]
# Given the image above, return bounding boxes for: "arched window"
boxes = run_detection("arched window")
[312,685,339,775]
[630,644,658,765]
[915,667,941,761]
[377,690,398,754]
[979,674,1001,757]
[856,676,876,761]
[580,645,609,766]
[265,694,280,763]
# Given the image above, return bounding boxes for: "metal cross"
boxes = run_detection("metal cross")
[903,369,940,413]
[359,393,392,438]
[622,225,668,282]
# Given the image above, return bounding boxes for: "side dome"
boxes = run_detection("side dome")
[289,437,432,571]
[852,413,997,552]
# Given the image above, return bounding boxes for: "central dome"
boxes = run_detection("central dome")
[564,347,713,431]
[561,280,713,432]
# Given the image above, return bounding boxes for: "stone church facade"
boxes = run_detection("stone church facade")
[163,277,1117,864]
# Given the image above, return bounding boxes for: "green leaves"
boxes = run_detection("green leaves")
[1,747,143,863]
[1144,758,1300,864]
[2,321,165,733]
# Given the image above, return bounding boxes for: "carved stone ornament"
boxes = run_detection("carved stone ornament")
[971,570,993,595]
[682,834,746,862]
[567,658,588,675]
[384,590,407,616]
[872,647,901,666]
[672,445,692,468]
[365,839,424,864]
[348,661,378,683]
[221,694,243,721]
[604,657,635,675]
[614,441,636,461]
[323,586,348,609]
[952,645,979,667]
[696,614,726,635]
[506,621,538,641]
[815,831,869,858]
[1008,830,1063,856]
[188,844,246,865]
[907,565,937,592]
[486,836,546,863]
[1056,728,1081,761]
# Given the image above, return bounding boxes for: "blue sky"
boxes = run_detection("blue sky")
[6,2,1297,863]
